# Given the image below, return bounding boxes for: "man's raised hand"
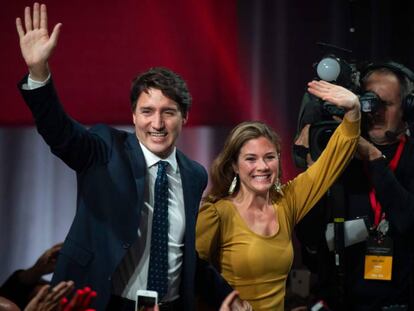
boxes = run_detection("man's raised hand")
[16,2,62,81]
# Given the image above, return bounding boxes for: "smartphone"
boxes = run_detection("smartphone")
[136,290,158,311]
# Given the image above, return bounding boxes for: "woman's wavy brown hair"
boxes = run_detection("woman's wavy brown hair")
[204,121,282,203]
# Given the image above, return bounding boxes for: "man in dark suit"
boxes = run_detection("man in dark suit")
[15,3,248,311]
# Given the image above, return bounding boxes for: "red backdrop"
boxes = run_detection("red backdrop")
[1,0,253,126]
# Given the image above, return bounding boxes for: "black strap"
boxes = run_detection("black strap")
[329,180,347,310]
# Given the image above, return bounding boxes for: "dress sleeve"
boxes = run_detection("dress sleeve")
[284,117,360,224]
[196,202,221,265]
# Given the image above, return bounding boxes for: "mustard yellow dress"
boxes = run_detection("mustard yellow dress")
[196,117,360,311]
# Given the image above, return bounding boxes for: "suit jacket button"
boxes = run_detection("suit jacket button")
[122,242,130,249]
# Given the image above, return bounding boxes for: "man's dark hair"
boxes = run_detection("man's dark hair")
[130,67,192,117]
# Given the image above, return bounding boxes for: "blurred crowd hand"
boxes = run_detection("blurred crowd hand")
[219,291,252,311]
[24,282,96,311]
[0,296,20,311]
[19,243,63,285]
[60,286,97,311]
[24,281,73,311]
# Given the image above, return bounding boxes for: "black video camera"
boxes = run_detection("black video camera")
[315,55,384,117]
[293,51,385,169]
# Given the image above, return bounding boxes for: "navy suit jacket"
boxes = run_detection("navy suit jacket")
[19,77,231,310]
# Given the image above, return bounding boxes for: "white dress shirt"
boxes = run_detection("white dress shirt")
[111,142,186,302]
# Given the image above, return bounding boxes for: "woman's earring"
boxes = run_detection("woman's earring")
[228,175,238,195]
[273,178,283,195]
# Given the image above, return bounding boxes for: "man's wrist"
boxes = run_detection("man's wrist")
[28,63,50,83]
[28,73,51,89]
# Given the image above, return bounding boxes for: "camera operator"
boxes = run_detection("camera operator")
[294,61,414,311]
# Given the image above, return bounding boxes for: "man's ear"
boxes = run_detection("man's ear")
[132,113,137,125]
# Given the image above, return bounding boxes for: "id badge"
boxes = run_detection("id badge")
[364,236,393,281]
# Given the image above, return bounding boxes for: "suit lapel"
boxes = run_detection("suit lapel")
[125,133,146,210]
[124,141,199,244]
[177,151,199,242]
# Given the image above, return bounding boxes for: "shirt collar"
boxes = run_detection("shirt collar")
[139,141,178,173]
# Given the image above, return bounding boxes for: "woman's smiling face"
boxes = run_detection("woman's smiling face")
[234,136,279,196]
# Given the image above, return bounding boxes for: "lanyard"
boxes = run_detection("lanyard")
[368,136,406,226]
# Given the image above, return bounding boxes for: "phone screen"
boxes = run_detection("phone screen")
[137,295,156,310]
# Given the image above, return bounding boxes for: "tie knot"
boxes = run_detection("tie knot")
[157,161,169,175]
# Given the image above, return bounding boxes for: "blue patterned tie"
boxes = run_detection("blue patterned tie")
[147,161,169,299]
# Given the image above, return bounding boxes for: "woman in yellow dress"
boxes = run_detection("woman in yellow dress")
[196,80,361,311]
